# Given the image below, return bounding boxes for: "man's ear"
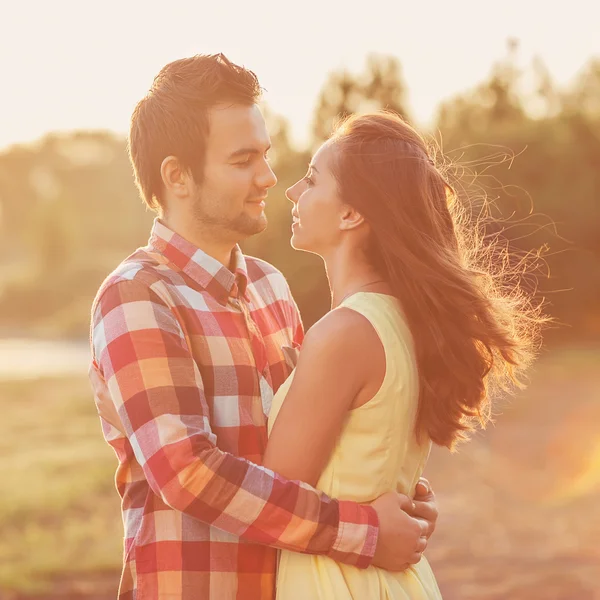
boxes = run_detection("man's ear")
[339,205,366,231]
[160,156,192,199]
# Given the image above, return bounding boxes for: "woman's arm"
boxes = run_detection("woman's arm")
[263,307,385,487]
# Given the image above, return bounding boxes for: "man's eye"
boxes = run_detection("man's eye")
[235,157,252,166]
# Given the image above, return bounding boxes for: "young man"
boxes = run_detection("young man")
[89,54,438,600]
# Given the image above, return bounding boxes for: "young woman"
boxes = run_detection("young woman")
[263,112,543,599]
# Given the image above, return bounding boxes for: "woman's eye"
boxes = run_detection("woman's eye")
[303,175,313,187]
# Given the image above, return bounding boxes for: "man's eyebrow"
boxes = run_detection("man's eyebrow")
[229,144,272,160]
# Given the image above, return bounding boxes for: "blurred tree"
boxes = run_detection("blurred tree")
[531,56,560,118]
[0,145,39,261]
[0,48,598,340]
[563,58,600,119]
[436,40,528,148]
[311,54,410,145]
[434,41,600,340]
[29,198,73,276]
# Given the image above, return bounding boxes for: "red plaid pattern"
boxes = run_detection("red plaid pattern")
[89,219,378,599]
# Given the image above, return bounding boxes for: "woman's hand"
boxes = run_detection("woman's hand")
[371,492,428,571]
[411,477,438,539]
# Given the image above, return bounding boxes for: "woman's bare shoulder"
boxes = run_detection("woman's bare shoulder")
[300,306,382,367]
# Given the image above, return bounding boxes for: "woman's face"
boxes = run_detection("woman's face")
[286,141,346,255]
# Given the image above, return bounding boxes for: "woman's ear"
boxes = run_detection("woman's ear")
[339,205,366,231]
[160,156,192,199]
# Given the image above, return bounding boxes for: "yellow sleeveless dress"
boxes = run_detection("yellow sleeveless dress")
[267,292,443,599]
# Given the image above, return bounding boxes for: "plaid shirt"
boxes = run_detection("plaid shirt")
[89,220,378,600]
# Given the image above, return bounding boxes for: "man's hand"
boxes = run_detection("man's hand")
[370,492,428,571]
[411,477,438,539]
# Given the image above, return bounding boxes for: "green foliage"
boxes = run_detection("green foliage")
[0,376,121,593]
[433,44,600,339]
[311,54,410,145]
[0,50,598,340]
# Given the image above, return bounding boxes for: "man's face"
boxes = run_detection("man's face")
[191,103,277,241]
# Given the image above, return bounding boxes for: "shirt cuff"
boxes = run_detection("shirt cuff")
[328,500,379,569]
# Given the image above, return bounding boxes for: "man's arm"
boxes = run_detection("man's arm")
[91,276,377,568]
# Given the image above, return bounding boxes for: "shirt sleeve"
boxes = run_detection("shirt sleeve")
[91,276,378,567]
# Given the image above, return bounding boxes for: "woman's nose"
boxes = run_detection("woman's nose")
[286,182,299,204]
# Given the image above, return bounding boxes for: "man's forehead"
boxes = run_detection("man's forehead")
[207,103,270,151]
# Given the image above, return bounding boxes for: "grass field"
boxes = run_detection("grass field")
[1,345,599,599]
[425,344,600,599]
[0,376,122,597]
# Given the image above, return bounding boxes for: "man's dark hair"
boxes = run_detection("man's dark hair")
[129,53,262,211]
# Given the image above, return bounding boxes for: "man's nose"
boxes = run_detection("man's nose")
[258,160,277,189]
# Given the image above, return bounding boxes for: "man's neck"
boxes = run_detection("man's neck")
[160,214,236,269]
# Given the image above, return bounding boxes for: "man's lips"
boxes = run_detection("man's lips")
[246,198,266,208]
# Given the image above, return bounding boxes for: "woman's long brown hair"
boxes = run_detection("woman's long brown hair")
[330,112,546,449]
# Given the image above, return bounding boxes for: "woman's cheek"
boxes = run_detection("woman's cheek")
[298,195,310,221]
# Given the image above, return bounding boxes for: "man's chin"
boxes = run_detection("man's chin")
[234,213,268,237]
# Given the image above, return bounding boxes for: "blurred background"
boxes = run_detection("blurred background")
[1,1,599,598]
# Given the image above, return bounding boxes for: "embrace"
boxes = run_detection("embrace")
[89,54,539,599]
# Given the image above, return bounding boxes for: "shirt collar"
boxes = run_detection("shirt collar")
[147,219,249,305]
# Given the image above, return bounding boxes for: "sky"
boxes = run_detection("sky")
[1,0,598,151]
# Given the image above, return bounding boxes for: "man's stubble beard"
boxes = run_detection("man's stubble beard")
[191,192,268,241]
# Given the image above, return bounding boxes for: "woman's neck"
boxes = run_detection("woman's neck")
[324,246,386,309]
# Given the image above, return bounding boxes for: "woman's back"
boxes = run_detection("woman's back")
[268,292,442,599]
